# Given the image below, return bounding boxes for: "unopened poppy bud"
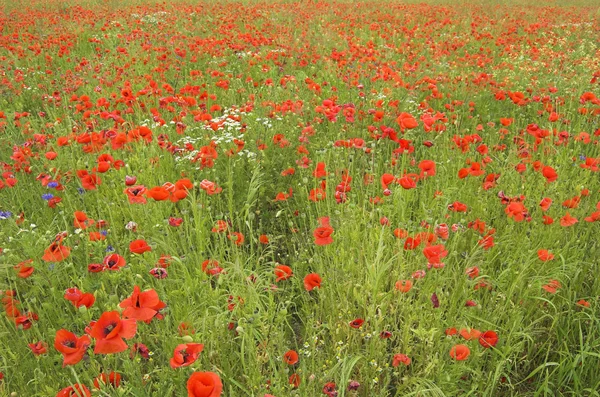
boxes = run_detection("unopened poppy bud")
[181,335,194,343]
[236,326,244,334]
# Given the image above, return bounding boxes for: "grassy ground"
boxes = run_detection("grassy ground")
[0,1,599,396]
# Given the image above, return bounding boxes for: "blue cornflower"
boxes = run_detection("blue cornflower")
[42,193,54,201]
[0,211,12,220]
[78,188,85,194]
[48,181,59,188]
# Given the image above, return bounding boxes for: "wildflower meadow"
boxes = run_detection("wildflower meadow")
[0,0,599,396]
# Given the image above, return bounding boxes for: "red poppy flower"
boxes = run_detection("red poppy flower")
[227,232,245,246]
[397,112,418,130]
[15,312,38,330]
[393,228,409,239]
[178,322,196,336]
[28,341,48,356]
[479,330,499,348]
[577,299,591,308]
[73,211,95,229]
[289,374,301,389]
[64,288,95,308]
[542,166,558,182]
[171,189,189,203]
[465,266,479,279]
[313,162,327,178]
[130,343,150,360]
[200,180,222,195]
[392,353,411,367]
[537,249,554,261]
[562,196,580,209]
[93,372,122,388]
[129,239,151,254]
[323,382,337,395]
[349,318,364,329]
[283,350,299,365]
[54,329,91,366]
[201,259,223,276]
[445,327,458,336]
[89,311,137,354]
[170,343,204,368]
[423,244,448,265]
[418,160,436,177]
[539,197,552,212]
[585,210,600,223]
[56,384,91,397]
[313,217,334,246]
[394,280,413,293]
[42,242,71,262]
[211,220,228,233]
[398,175,417,189]
[542,215,554,225]
[448,201,468,212]
[380,173,395,191]
[187,371,223,397]
[169,217,183,227]
[303,273,322,291]
[119,286,166,323]
[14,259,34,278]
[125,175,137,186]
[103,253,126,270]
[81,174,101,190]
[150,267,168,279]
[449,344,470,361]
[560,212,578,227]
[459,328,481,340]
[146,186,170,201]
[505,202,528,222]
[88,263,104,273]
[274,265,293,282]
[542,279,561,294]
[157,254,173,268]
[124,185,148,204]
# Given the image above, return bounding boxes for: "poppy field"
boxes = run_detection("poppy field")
[1,0,600,396]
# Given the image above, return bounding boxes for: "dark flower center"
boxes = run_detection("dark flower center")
[103,323,116,336]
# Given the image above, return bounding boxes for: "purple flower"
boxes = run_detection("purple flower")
[347,380,360,391]
[42,193,54,201]
[431,293,440,308]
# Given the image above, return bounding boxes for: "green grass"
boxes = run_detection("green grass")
[0,0,599,396]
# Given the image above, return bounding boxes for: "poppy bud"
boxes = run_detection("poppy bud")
[125,176,137,186]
